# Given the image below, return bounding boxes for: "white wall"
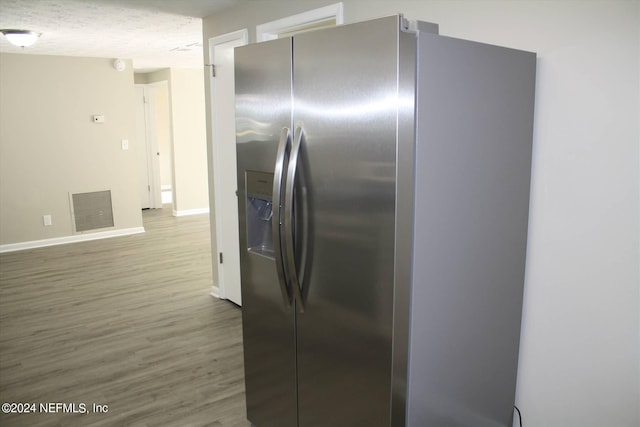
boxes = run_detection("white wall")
[203,1,640,426]
[0,53,143,247]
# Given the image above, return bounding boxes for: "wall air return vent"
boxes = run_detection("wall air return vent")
[71,190,114,232]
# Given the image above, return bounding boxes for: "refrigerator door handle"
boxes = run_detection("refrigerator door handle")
[272,127,292,308]
[284,126,305,313]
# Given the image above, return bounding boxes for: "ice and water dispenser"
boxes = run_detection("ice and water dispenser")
[245,171,275,257]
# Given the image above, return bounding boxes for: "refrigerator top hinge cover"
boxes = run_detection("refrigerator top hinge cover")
[400,14,439,35]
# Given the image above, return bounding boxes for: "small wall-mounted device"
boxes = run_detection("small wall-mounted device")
[113,58,126,72]
[93,115,105,123]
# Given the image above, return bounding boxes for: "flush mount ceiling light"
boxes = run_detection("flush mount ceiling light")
[0,29,41,47]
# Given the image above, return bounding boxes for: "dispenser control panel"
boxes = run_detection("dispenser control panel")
[246,171,273,201]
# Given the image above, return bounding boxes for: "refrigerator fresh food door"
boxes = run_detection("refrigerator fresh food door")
[291,16,404,427]
[235,37,297,427]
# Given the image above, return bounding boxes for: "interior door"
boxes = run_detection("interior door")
[292,16,401,427]
[211,35,245,305]
[135,86,152,209]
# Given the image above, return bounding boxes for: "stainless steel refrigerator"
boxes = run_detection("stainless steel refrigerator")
[234,14,536,427]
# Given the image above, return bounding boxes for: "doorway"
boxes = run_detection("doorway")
[134,82,171,210]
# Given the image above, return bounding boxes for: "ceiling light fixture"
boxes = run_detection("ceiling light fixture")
[1,29,41,47]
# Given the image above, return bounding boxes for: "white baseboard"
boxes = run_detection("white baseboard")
[173,208,210,217]
[210,285,221,299]
[0,227,145,254]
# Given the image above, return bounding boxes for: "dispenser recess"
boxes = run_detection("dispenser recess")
[245,170,275,257]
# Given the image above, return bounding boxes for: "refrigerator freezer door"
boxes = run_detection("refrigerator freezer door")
[235,38,297,427]
[292,16,403,427]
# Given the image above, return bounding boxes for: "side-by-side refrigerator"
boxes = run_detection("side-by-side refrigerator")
[234,15,536,427]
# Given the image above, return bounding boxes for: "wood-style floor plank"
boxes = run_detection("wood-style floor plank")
[0,208,251,427]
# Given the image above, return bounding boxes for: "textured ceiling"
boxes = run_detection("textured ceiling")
[0,0,246,71]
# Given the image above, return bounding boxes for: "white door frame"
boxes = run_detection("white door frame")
[209,28,249,301]
[256,2,343,42]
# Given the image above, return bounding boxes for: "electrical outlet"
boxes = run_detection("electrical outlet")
[121,139,129,150]
[43,215,52,226]
[92,115,105,123]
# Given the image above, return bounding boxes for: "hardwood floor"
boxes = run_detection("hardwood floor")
[0,208,251,427]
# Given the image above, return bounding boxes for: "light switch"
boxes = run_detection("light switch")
[43,215,52,226]
[93,115,105,123]
[121,139,129,150]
